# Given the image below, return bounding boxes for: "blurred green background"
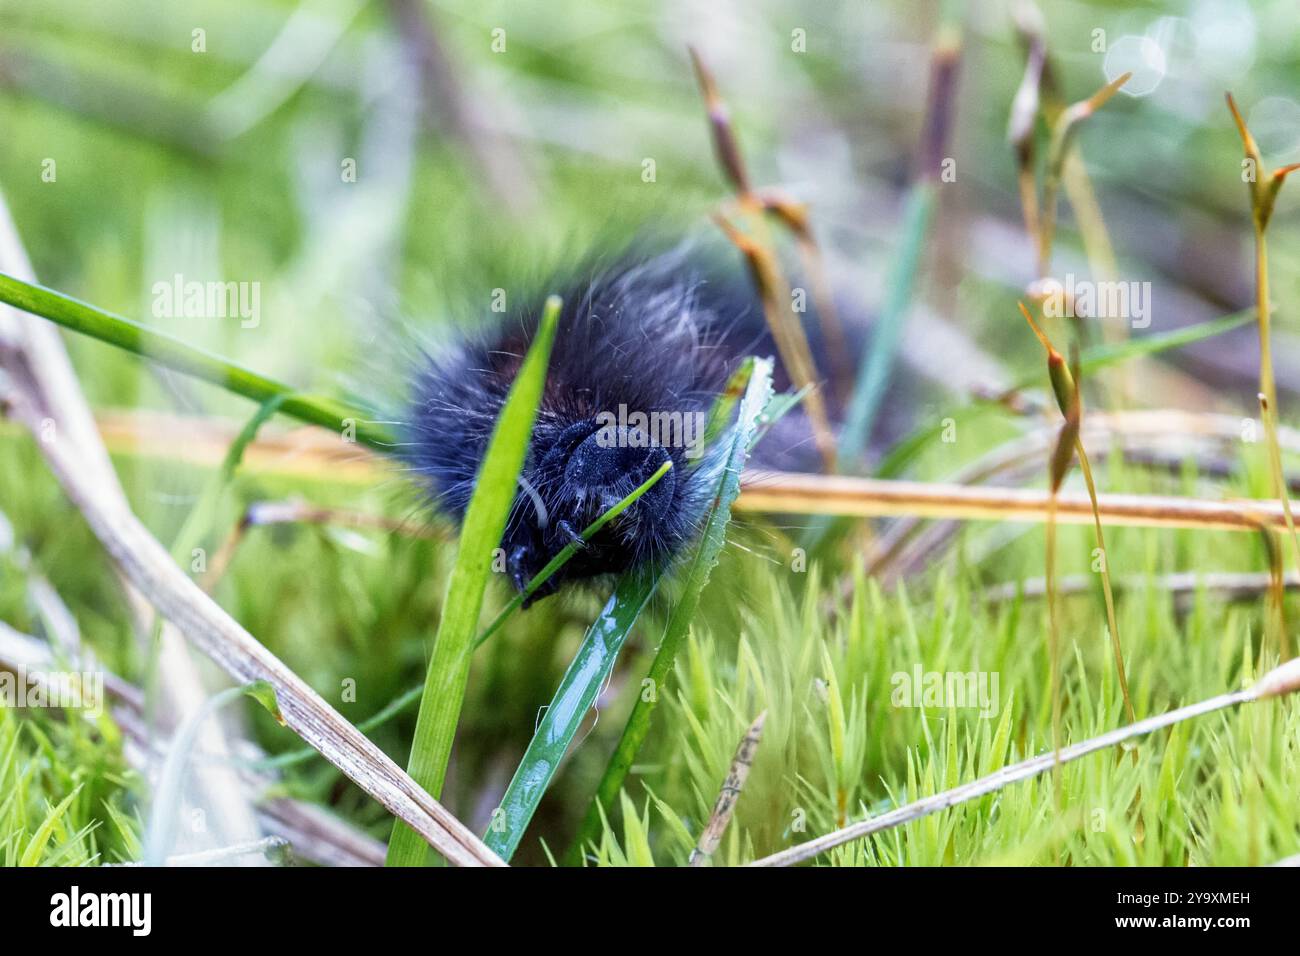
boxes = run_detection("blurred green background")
[3,0,1300,866]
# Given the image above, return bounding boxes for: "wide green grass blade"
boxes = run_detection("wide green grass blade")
[798,183,936,553]
[565,356,775,864]
[703,357,755,445]
[484,564,661,860]
[0,272,394,448]
[1006,307,1254,394]
[385,295,561,867]
[839,183,936,464]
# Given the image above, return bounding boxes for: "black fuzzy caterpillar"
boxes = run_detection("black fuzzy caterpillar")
[401,246,767,605]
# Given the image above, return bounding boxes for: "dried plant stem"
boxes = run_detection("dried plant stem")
[1260,377,1300,580]
[737,471,1295,531]
[0,622,388,867]
[1264,529,1288,657]
[40,408,1299,534]
[1003,44,1138,717]
[1260,397,1295,657]
[0,193,262,855]
[1010,54,1134,724]
[714,212,838,469]
[750,657,1300,867]
[1037,73,1130,272]
[76,402,1300,498]
[1,388,503,867]
[1008,20,1044,245]
[840,11,962,466]
[689,711,766,867]
[689,46,838,471]
[89,408,378,482]
[754,189,852,396]
[1062,152,1131,404]
[981,569,1300,605]
[1255,249,1299,647]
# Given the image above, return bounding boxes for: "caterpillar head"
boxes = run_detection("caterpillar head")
[506,416,685,605]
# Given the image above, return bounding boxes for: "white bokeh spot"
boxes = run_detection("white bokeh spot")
[1104,35,1168,97]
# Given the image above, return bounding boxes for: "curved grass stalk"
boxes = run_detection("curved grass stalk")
[689,47,835,471]
[1254,243,1300,629]
[1037,72,1130,274]
[168,395,288,567]
[144,395,289,756]
[1260,526,1288,658]
[840,0,963,464]
[875,309,1252,480]
[1045,488,1061,801]
[840,183,936,464]
[0,272,395,448]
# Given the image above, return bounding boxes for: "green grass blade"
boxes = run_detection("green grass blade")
[385,295,561,867]
[1006,308,1255,394]
[0,272,394,448]
[875,308,1256,480]
[168,395,287,565]
[484,564,661,860]
[565,356,775,863]
[839,183,936,464]
[751,384,812,449]
[252,682,426,772]
[142,395,291,746]
[876,403,998,479]
[19,785,83,867]
[800,183,936,553]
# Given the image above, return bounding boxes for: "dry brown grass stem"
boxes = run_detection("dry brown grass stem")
[737,470,1295,532]
[689,45,839,471]
[1,386,504,867]
[688,710,766,866]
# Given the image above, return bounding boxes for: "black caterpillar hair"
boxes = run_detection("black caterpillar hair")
[401,246,762,605]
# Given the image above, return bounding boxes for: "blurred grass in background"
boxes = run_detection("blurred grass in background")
[2,0,1300,865]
